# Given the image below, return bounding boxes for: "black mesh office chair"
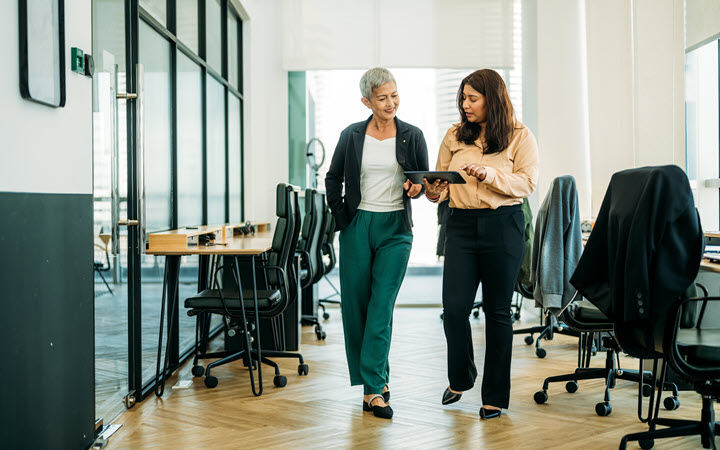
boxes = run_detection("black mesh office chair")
[184,184,308,395]
[569,165,705,438]
[298,189,328,340]
[318,210,340,320]
[620,295,720,449]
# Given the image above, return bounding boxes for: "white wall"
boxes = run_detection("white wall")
[238,0,289,221]
[0,0,92,194]
[686,0,720,50]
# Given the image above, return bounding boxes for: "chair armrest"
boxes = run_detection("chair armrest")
[257,264,289,311]
[664,296,720,381]
[295,249,314,288]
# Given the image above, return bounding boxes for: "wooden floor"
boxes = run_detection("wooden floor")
[107,306,713,449]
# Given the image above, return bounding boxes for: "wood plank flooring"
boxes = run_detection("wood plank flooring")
[106,305,713,449]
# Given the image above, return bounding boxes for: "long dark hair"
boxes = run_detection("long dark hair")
[455,69,516,154]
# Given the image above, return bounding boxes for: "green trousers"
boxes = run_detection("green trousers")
[339,209,412,395]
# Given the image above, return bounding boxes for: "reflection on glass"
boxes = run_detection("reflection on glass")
[176,0,199,54]
[140,0,166,26]
[228,94,242,222]
[206,0,222,73]
[228,11,239,88]
[177,51,203,227]
[139,21,172,232]
[207,76,226,224]
[93,0,129,426]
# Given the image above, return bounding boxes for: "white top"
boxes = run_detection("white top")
[358,135,405,212]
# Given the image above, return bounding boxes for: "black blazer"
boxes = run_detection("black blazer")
[325,115,429,232]
[570,165,703,356]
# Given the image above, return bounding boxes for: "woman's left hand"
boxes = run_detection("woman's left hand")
[459,163,487,181]
[404,179,422,197]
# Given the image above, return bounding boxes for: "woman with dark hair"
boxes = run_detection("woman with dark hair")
[424,69,539,419]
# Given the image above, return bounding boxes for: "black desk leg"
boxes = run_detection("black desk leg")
[154,255,181,397]
[197,255,212,354]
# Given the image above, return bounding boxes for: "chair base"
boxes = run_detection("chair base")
[620,396,718,449]
[535,340,679,417]
[301,315,327,340]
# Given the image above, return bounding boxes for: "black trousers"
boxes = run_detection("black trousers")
[442,205,524,409]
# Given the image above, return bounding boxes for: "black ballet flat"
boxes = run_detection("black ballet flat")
[363,394,393,419]
[442,388,462,405]
[479,407,502,420]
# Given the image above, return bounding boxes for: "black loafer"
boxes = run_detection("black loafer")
[363,394,393,419]
[479,407,501,420]
[442,388,462,405]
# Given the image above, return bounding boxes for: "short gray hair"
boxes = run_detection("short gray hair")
[359,68,396,99]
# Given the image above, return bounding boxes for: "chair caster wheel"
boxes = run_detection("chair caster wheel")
[663,396,680,411]
[514,312,521,320]
[298,364,309,376]
[204,376,218,388]
[524,336,534,345]
[323,312,330,320]
[642,384,652,397]
[639,439,654,449]
[536,348,547,358]
[565,381,579,393]
[473,310,480,318]
[191,365,205,377]
[274,375,287,388]
[533,390,548,404]
[595,401,612,416]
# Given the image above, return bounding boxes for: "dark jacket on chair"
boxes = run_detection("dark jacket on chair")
[325,115,429,232]
[570,165,703,356]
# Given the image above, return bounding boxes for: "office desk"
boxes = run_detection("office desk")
[147,231,273,397]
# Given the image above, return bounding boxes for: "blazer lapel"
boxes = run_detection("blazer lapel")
[352,116,372,169]
[395,117,409,168]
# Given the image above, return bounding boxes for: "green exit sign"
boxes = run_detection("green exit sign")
[71,47,84,74]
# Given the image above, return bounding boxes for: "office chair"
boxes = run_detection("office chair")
[184,184,309,394]
[298,189,328,340]
[318,212,340,320]
[533,299,679,416]
[620,295,719,449]
[570,165,703,428]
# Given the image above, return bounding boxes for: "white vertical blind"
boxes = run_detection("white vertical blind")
[282,0,514,70]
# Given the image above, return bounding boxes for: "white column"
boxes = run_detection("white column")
[536,0,592,217]
[584,0,634,215]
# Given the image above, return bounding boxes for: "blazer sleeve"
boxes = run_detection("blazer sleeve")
[325,131,349,228]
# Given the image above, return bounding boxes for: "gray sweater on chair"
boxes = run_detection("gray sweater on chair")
[530,175,583,315]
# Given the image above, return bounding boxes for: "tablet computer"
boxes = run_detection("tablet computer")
[403,171,467,185]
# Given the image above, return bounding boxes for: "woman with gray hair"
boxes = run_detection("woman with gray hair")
[325,67,429,419]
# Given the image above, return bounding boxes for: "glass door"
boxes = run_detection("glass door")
[92,0,130,425]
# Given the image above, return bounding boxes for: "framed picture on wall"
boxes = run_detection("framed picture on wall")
[18,0,66,107]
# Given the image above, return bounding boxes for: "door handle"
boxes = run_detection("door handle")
[118,219,139,226]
